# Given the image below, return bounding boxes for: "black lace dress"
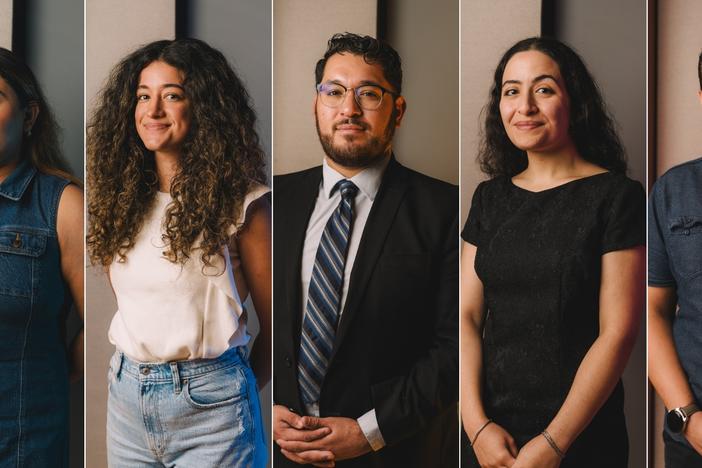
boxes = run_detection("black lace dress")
[461,173,644,468]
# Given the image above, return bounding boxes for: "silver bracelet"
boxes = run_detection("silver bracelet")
[541,430,565,459]
[470,419,493,446]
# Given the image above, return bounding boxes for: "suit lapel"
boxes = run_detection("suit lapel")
[278,168,322,353]
[331,158,408,359]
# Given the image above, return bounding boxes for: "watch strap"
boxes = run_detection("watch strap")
[681,403,700,418]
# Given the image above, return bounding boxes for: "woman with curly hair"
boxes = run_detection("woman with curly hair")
[0,48,83,466]
[87,38,270,466]
[460,37,645,467]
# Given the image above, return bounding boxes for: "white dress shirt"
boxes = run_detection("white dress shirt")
[299,156,388,451]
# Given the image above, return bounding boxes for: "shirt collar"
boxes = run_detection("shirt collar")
[321,154,390,201]
[0,159,37,201]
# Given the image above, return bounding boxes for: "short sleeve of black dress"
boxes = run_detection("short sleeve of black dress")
[461,181,486,246]
[461,173,644,468]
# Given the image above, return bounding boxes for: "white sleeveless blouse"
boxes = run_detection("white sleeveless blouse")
[108,184,270,362]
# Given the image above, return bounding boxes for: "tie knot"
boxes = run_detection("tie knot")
[334,179,358,201]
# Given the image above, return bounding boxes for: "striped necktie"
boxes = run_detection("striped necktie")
[298,179,359,405]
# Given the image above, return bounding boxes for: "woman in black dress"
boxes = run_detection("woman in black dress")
[460,37,645,468]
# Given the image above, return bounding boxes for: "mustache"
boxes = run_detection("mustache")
[334,118,368,130]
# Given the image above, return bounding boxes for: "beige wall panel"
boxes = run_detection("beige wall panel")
[273,0,377,175]
[86,0,175,114]
[459,0,541,223]
[656,0,702,175]
[0,0,11,49]
[85,2,175,465]
[384,0,459,184]
[553,4,647,467]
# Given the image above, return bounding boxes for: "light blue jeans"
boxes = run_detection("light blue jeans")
[106,347,267,467]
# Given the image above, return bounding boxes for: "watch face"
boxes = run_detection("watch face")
[667,409,685,433]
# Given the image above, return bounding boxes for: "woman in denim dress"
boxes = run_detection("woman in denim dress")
[87,39,270,467]
[0,49,84,466]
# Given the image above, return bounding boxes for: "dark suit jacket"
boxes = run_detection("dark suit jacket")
[273,157,459,467]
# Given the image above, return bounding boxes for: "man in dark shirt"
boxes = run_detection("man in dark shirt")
[648,49,702,467]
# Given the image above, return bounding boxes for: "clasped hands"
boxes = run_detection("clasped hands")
[471,422,562,468]
[273,405,372,467]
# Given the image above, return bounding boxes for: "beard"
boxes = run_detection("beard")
[315,108,396,168]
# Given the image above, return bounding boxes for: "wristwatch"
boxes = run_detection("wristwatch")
[666,403,700,434]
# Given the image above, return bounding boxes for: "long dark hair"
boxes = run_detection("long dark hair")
[87,38,267,268]
[479,37,627,177]
[0,48,76,182]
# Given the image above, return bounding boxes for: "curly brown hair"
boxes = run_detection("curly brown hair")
[87,38,266,269]
[0,47,78,184]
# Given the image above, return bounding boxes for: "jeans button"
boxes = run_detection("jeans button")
[141,367,150,375]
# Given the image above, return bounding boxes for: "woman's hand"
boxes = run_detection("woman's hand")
[511,435,561,468]
[471,422,518,468]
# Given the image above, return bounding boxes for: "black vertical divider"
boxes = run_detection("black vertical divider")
[376,0,388,40]
[540,0,557,37]
[10,0,29,58]
[175,0,191,39]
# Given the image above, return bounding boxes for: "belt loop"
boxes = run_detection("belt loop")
[170,362,181,394]
[115,351,124,380]
[237,345,249,364]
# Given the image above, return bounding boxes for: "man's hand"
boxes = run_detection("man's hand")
[276,414,372,464]
[684,412,702,455]
[273,405,335,466]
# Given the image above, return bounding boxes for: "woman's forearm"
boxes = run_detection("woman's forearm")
[459,241,489,436]
[545,247,644,453]
[461,317,488,437]
[237,195,273,388]
[545,326,638,451]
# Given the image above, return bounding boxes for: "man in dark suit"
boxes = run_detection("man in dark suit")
[273,33,458,467]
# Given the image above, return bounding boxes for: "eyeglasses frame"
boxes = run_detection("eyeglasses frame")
[315,81,399,110]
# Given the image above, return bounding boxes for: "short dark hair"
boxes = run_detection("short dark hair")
[479,37,627,177]
[698,49,701,90]
[315,33,403,94]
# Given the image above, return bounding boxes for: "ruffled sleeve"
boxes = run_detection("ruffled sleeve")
[228,182,271,237]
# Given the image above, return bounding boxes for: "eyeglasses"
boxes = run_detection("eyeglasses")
[316,82,396,110]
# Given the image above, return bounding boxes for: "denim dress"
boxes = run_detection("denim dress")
[0,160,71,467]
